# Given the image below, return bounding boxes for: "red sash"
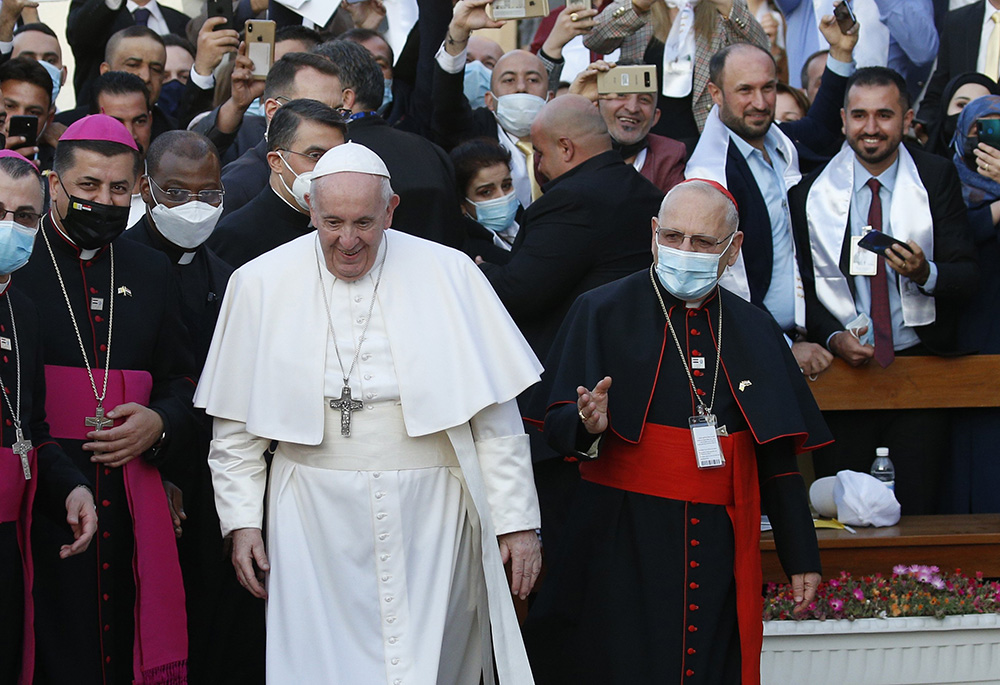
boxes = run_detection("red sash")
[44,365,188,684]
[0,445,37,685]
[580,425,763,685]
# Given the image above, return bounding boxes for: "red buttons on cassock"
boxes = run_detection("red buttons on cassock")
[690,561,700,568]
[4,419,10,426]
[690,328,700,335]
[94,315,103,323]
[687,625,698,633]
[105,656,111,663]
[686,669,695,676]
[690,539,700,546]
[90,287,98,294]
[696,388,706,396]
[102,563,110,570]
[103,624,110,632]
[102,499,110,507]
[690,582,699,589]
[691,349,701,357]
[104,468,110,475]
[693,369,704,377]
[84,261,92,268]
[689,604,699,611]
[690,518,700,525]
[687,648,696,655]
[103,593,109,601]
[100,344,107,352]
[3,356,7,363]
[103,532,110,539]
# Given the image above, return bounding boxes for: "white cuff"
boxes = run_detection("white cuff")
[826,55,855,78]
[920,261,939,293]
[105,0,125,10]
[436,42,467,75]
[0,41,11,56]
[208,418,270,537]
[475,433,542,535]
[189,67,216,91]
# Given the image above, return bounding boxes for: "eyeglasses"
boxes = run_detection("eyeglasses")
[280,148,327,162]
[0,207,41,228]
[656,228,735,253]
[148,177,225,206]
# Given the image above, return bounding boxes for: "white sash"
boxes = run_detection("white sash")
[661,0,697,97]
[806,145,935,328]
[811,0,889,67]
[685,106,805,328]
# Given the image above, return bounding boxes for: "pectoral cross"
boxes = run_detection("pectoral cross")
[85,405,113,432]
[330,385,363,437]
[12,426,31,480]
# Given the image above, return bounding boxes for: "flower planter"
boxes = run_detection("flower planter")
[761,614,1000,684]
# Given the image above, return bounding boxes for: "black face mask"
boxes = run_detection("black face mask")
[963,135,980,170]
[942,113,959,147]
[56,179,131,250]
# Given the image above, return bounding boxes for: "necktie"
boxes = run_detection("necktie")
[515,138,542,202]
[866,178,894,368]
[987,12,1000,82]
[133,8,152,26]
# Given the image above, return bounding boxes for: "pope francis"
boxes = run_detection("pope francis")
[194,143,544,684]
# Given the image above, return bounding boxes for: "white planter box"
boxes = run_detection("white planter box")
[761,614,1000,684]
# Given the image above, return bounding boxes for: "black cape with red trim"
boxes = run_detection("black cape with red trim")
[523,269,830,685]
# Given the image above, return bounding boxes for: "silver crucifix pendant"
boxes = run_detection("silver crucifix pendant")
[12,426,31,480]
[85,404,114,432]
[330,385,363,437]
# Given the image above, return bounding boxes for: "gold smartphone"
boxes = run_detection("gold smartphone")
[245,19,276,81]
[487,0,550,21]
[596,65,658,94]
[565,0,592,11]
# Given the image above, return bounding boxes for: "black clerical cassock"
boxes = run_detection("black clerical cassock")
[523,269,831,685]
[19,217,198,685]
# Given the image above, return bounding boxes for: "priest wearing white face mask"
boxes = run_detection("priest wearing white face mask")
[208,99,347,269]
[434,0,553,209]
[522,180,829,685]
[125,129,268,682]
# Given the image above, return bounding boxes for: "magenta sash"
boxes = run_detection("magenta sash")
[0,445,37,685]
[44,365,188,684]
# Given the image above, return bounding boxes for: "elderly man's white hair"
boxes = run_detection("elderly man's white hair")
[658,180,739,233]
[310,173,396,207]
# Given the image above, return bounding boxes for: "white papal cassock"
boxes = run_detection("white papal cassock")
[195,230,543,685]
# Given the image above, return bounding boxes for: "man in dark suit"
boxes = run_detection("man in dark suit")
[917,0,997,132]
[791,67,978,514]
[481,93,664,553]
[209,99,346,268]
[315,40,465,248]
[685,26,856,377]
[67,0,190,104]
[215,52,343,219]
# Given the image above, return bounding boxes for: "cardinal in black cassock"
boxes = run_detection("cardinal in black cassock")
[125,129,265,684]
[19,116,198,685]
[523,181,830,685]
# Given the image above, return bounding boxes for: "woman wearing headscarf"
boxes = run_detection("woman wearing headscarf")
[944,94,1000,513]
[922,73,1000,158]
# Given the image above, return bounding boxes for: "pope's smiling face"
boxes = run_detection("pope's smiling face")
[310,172,398,282]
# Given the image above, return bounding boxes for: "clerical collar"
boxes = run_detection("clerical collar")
[0,276,10,297]
[47,213,101,260]
[142,215,199,265]
[269,183,307,215]
[613,136,649,162]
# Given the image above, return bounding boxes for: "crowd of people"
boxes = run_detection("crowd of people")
[0,0,997,683]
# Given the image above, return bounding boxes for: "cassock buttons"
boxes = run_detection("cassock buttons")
[686,668,695,676]
[690,561,699,568]
[380,554,390,561]
[689,582,699,589]
[94,315,103,323]
[690,518,700,525]
[106,656,111,663]
[384,595,393,603]
[356,317,366,325]
[102,499,110,507]
[693,370,703,377]
[90,287,98,295]
[387,637,397,644]
[690,329,700,336]
[689,604,699,611]
[691,349,701,357]
[690,539,700,546]
[386,616,396,624]
[687,648,696,655]
[4,419,10,426]
[696,389,706,396]
[100,344,107,352]
[373,472,381,478]
[362,353,372,361]
[354,295,362,303]
[103,593,109,600]
[391,658,400,665]
[103,532,110,539]
[102,562,110,570]
[103,624,110,632]
[104,468,111,476]
[687,625,698,633]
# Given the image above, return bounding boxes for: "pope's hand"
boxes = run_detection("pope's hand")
[232,527,269,599]
[498,529,541,600]
[577,376,612,434]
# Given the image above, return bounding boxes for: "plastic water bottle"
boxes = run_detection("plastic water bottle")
[871,447,895,492]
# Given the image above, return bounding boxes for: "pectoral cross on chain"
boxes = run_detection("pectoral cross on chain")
[85,405,114,432]
[330,384,363,437]
[12,427,31,480]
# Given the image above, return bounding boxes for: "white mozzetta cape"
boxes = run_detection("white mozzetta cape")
[194,229,543,442]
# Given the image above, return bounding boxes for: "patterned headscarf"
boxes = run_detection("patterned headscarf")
[952,95,1000,208]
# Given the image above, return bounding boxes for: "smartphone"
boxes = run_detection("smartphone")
[597,65,658,95]
[8,115,37,149]
[976,118,1000,148]
[858,230,912,256]
[565,0,591,11]
[487,0,550,21]
[833,0,857,34]
[245,20,276,81]
[207,0,234,31]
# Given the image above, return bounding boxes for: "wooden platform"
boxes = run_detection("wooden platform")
[760,514,1000,582]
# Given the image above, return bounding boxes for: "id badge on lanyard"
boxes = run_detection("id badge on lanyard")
[689,413,725,469]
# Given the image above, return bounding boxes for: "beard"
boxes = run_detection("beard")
[719,103,773,142]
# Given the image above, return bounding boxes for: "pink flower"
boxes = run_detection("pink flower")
[893,565,908,575]
[931,578,946,590]
[853,587,864,601]
[829,579,840,588]
[829,598,845,612]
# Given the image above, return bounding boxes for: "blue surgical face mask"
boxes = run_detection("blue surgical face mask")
[468,190,518,233]
[246,97,266,119]
[463,60,492,110]
[0,220,37,275]
[654,236,734,301]
[37,59,62,104]
[379,78,394,113]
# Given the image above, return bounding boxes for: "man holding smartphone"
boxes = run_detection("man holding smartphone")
[0,57,53,169]
[790,67,978,514]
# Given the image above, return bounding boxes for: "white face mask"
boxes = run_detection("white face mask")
[279,153,313,213]
[151,199,224,250]
[493,93,546,138]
